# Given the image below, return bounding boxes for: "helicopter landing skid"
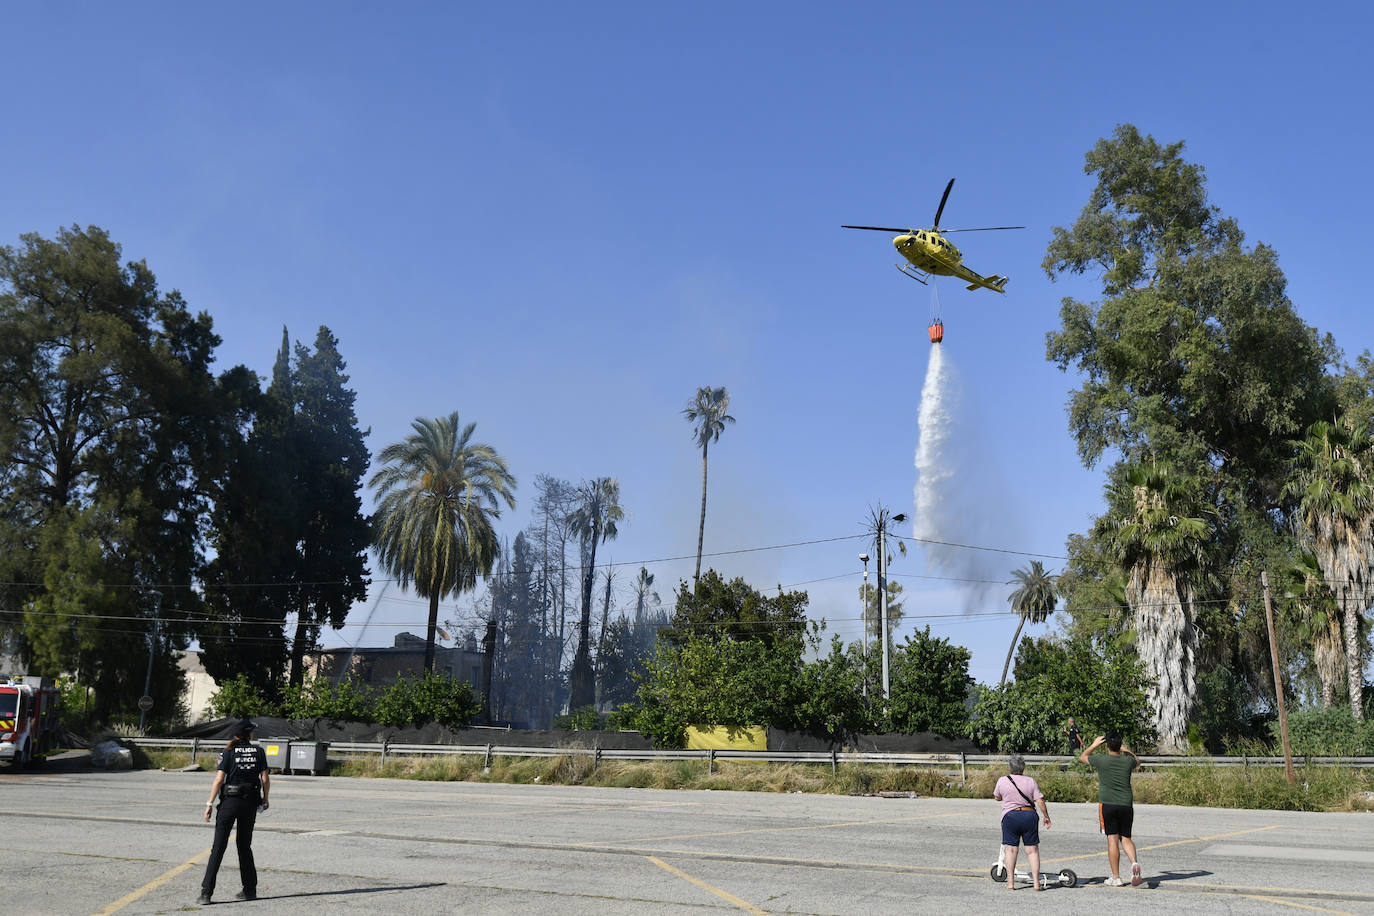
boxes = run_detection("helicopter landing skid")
[895,262,929,285]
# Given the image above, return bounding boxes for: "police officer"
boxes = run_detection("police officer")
[198,718,270,904]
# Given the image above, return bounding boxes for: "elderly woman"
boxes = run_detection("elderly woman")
[992,754,1051,890]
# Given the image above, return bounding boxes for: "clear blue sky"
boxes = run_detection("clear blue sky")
[5,3,1372,685]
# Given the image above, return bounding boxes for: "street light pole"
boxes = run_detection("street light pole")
[859,554,870,698]
[139,590,162,733]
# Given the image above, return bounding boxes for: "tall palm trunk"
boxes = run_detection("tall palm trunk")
[569,528,600,710]
[424,589,440,675]
[999,613,1027,686]
[1131,562,1197,753]
[1314,614,1343,707]
[694,439,709,581]
[1321,517,1368,720]
[1340,586,1365,718]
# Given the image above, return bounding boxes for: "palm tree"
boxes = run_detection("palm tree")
[1285,419,1374,719]
[1000,561,1058,685]
[370,413,516,675]
[683,386,735,581]
[1106,461,1214,752]
[1287,550,1344,707]
[567,477,624,709]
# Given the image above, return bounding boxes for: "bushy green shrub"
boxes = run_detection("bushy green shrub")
[1277,707,1374,756]
[279,677,373,720]
[208,674,279,720]
[555,705,604,730]
[968,636,1152,753]
[372,673,478,728]
[57,677,92,732]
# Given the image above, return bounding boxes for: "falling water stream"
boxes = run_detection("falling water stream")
[911,282,1017,605]
[913,341,956,567]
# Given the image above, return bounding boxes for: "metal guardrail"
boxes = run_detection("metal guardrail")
[123,737,1374,775]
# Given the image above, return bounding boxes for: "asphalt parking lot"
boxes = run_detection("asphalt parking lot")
[7,754,1374,915]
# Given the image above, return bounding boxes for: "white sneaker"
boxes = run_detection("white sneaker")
[1131,862,1143,886]
[1105,876,1125,886]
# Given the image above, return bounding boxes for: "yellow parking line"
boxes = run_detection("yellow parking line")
[1236,894,1361,916]
[1041,824,1280,864]
[646,856,770,915]
[91,848,209,916]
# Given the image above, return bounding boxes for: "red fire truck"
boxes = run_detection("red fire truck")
[0,676,61,768]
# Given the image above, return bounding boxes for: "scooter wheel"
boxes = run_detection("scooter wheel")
[1057,869,1077,888]
[990,864,1007,882]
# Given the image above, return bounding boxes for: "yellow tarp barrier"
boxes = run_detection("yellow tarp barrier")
[685,725,767,751]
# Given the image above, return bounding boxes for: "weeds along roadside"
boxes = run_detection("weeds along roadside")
[139,750,1373,813]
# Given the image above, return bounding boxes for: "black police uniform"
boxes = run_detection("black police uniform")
[201,741,268,898]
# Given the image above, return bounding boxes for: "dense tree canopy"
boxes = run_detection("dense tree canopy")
[0,225,241,723]
[1043,125,1368,742]
[198,326,371,694]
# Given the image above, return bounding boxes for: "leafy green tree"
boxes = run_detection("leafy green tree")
[884,626,973,736]
[632,631,809,748]
[793,636,873,744]
[858,580,905,641]
[278,676,373,721]
[567,477,624,709]
[661,570,809,650]
[1000,561,1058,685]
[1284,419,1374,718]
[595,615,641,709]
[969,636,1152,753]
[0,226,238,722]
[683,386,734,581]
[283,327,372,686]
[208,674,280,720]
[371,673,478,728]
[200,332,294,694]
[632,576,812,747]
[1042,126,1346,744]
[200,326,370,694]
[371,413,516,674]
[1044,124,1335,484]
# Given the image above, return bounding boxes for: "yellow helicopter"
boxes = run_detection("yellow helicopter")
[843,179,1023,293]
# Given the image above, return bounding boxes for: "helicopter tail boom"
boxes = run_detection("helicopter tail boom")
[966,274,1008,292]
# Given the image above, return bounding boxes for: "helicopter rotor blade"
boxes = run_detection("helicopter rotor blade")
[932,178,955,230]
[841,225,914,233]
[939,226,1027,233]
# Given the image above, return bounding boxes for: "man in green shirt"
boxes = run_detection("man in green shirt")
[1079,731,1142,887]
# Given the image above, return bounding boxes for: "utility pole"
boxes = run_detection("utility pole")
[1261,571,1296,785]
[859,553,869,699]
[876,511,906,703]
[139,590,162,733]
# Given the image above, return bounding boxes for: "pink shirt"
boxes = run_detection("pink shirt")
[993,774,1043,818]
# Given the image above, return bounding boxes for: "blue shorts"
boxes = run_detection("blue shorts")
[1002,808,1040,847]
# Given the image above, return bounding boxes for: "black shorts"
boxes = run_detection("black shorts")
[1099,802,1134,838]
[1001,809,1040,846]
